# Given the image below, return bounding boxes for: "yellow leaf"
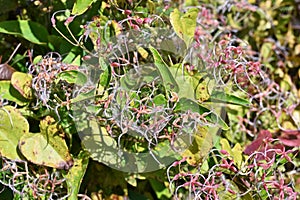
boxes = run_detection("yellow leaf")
[137,46,149,59]
[220,138,243,167]
[111,20,121,36]
[232,143,243,167]
[295,44,300,55]
[228,13,241,30]
[170,8,198,46]
[19,116,73,169]
[180,126,213,166]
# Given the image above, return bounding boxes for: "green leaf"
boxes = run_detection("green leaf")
[79,119,146,171]
[60,46,82,65]
[227,13,242,30]
[79,119,119,164]
[70,88,95,104]
[99,57,111,87]
[175,98,229,130]
[184,0,199,6]
[152,140,181,160]
[169,65,210,102]
[62,52,78,64]
[33,55,43,64]
[64,151,89,200]
[210,91,250,107]
[0,20,48,45]
[153,94,167,106]
[217,180,239,199]
[11,72,33,99]
[78,118,174,173]
[72,0,95,15]
[0,81,28,105]
[147,0,156,14]
[149,179,172,199]
[257,189,270,200]
[47,35,66,51]
[71,55,82,66]
[57,70,87,86]
[260,42,273,62]
[125,175,137,187]
[170,8,198,46]
[18,116,73,169]
[149,46,179,92]
[120,66,158,91]
[0,106,29,160]
[125,174,146,187]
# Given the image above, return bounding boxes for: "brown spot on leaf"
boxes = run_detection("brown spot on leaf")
[57,158,74,170]
[20,141,25,145]
[57,161,66,170]
[66,159,74,170]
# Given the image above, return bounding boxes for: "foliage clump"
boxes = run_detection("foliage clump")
[0,0,299,199]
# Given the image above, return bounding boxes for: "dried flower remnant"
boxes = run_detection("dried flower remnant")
[29,52,79,108]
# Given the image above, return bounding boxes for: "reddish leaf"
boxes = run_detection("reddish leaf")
[279,130,300,147]
[0,63,15,80]
[244,130,272,155]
